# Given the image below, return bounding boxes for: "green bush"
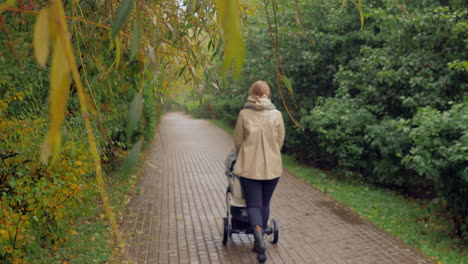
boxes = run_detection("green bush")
[365,118,428,187]
[403,103,468,241]
[209,92,244,125]
[303,97,377,171]
[184,94,220,119]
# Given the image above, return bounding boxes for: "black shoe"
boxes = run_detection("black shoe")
[253,225,267,263]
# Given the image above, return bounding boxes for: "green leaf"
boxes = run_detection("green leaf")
[130,11,142,61]
[207,39,213,51]
[177,66,186,78]
[122,139,142,179]
[281,75,294,96]
[115,36,122,65]
[126,91,143,143]
[111,0,134,40]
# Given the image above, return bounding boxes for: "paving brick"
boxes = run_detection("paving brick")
[122,112,436,264]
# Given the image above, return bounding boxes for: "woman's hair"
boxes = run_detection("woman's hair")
[249,80,271,98]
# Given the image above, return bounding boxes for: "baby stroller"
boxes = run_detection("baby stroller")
[222,150,279,245]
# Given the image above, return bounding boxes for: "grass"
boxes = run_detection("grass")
[208,119,235,134]
[207,118,467,264]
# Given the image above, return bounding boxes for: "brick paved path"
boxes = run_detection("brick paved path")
[122,112,435,264]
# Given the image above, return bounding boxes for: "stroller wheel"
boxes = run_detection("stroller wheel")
[270,218,279,244]
[222,217,229,245]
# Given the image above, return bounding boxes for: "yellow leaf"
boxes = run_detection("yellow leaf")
[34,8,50,67]
[0,0,16,14]
[215,0,245,77]
[48,8,58,42]
[41,40,71,164]
[0,229,9,239]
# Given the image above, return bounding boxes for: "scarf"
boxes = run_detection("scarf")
[243,96,276,110]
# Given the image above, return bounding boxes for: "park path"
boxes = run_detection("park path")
[122,112,435,264]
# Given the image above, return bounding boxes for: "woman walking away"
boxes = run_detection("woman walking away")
[233,80,285,263]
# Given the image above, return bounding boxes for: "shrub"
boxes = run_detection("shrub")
[365,118,428,187]
[0,116,94,263]
[403,103,468,241]
[209,92,245,125]
[302,97,377,171]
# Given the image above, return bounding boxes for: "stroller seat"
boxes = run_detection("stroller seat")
[225,151,246,207]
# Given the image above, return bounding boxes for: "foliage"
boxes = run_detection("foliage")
[0,0,243,261]
[303,97,377,171]
[0,114,94,262]
[365,118,423,187]
[184,97,214,119]
[334,5,468,118]
[403,103,468,241]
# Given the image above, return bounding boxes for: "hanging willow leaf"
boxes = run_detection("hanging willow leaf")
[177,66,186,78]
[47,7,58,42]
[215,0,245,78]
[122,139,142,179]
[211,82,219,90]
[280,75,294,97]
[40,40,71,164]
[126,91,143,143]
[130,11,142,61]
[342,0,364,29]
[114,36,122,65]
[147,44,156,64]
[111,0,134,40]
[354,0,364,29]
[33,8,50,67]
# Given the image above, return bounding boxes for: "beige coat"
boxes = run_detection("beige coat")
[233,106,285,180]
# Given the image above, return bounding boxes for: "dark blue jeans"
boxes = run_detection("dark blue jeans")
[239,177,280,230]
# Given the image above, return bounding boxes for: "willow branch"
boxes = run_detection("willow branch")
[0,16,23,70]
[263,0,303,128]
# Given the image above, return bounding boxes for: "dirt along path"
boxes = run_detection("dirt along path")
[122,112,435,264]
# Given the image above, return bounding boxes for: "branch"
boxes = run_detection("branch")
[263,0,303,129]
[0,15,23,70]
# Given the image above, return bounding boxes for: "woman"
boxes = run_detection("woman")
[233,80,285,263]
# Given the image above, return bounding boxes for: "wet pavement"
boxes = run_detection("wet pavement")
[122,112,435,264]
